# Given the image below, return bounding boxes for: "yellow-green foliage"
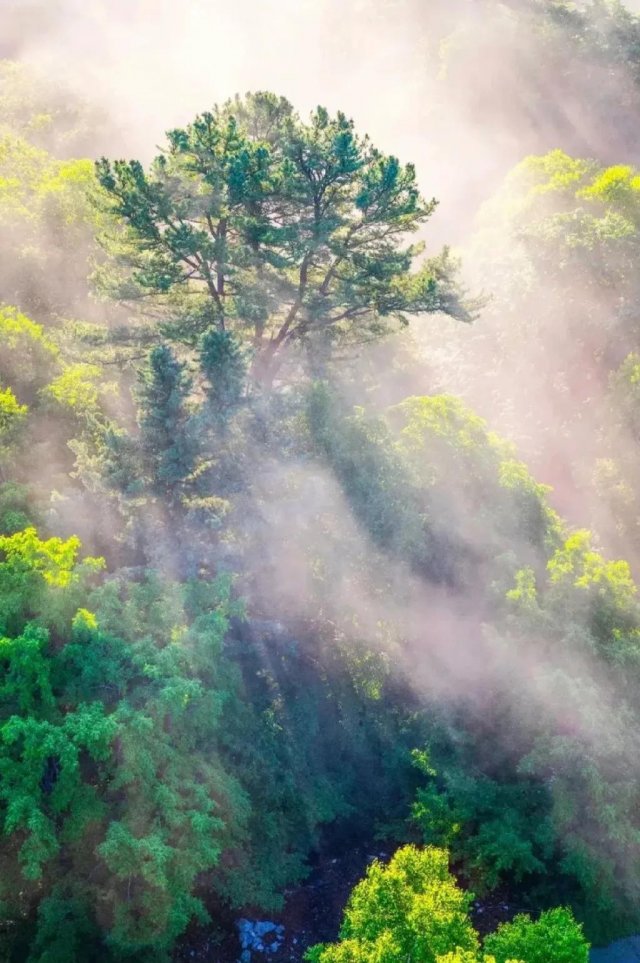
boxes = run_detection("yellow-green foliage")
[390,395,559,550]
[43,363,103,415]
[0,135,47,220]
[521,151,595,198]
[0,133,97,227]
[507,529,640,650]
[578,164,640,206]
[505,567,538,609]
[394,395,494,453]
[0,527,103,588]
[71,608,98,631]
[306,846,588,963]
[0,386,27,438]
[0,305,58,391]
[392,396,551,504]
[306,846,479,963]
[547,530,636,603]
[0,304,57,357]
[0,309,113,421]
[483,908,588,963]
[481,149,640,255]
[614,352,640,388]
[0,119,104,319]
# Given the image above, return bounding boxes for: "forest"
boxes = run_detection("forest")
[2,1,640,961]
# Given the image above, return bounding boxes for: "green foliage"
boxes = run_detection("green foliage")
[306,846,588,963]
[0,386,27,449]
[199,329,246,409]
[0,305,58,396]
[0,521,252,960]
[0,60,103,156]
[496,150,640,281]
[42,363,106,417]
[3,27,640,963]
[306,846,478,963]
[392,395,559,554]
[0,516,427,959]
[96,92,472,386]
[495,533,640,936]
[0,482,35,535]
[0,130,100,316]
[307,386,558,587]
[411,751,554,893]
[25,885,100,963]
[306,382,439,575]
[136,344,196,500]
[483,908,588,963]
[0,526,103,636]
[1,705,116,880]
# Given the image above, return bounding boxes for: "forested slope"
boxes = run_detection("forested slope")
[2,3,640,962]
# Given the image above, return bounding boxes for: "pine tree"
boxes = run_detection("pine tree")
[136,345,194,502]
[97,93,474,388]
[199,329,246,411]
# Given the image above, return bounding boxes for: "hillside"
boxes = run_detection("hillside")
[2,3,640,962]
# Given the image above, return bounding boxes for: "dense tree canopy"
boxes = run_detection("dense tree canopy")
[5,4,640,960]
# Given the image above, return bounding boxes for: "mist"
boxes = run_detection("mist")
[2,1,640,960]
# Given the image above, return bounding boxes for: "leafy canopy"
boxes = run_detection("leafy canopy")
[96,92,472,386]
[305,845,588,963]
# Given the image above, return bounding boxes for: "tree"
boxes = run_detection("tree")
[0,521,251,962]
[136,344,195,501]
[411,749,554,894]
[305,845,588,963]
[0,132,100,318]
[199,329,246,411]
[483,908,589,963]
[96,92,473,388]
[0,386,27,446]
[305,845,479,963]
[0,306,58,400]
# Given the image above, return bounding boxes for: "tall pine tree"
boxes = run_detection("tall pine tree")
[137,345,194,502]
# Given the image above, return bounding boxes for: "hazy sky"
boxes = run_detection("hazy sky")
[8,0,428,155]
[0,0,498,244]
[5,0,640,242]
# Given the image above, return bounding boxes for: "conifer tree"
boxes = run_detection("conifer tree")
[97,92,473,388]
[199,329,246,410]
[136,345,194,501]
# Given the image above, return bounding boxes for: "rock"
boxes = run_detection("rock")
[591,936,640,963]
[235,919,286,960]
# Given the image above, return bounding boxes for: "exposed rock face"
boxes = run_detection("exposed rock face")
[236,919,286,962]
